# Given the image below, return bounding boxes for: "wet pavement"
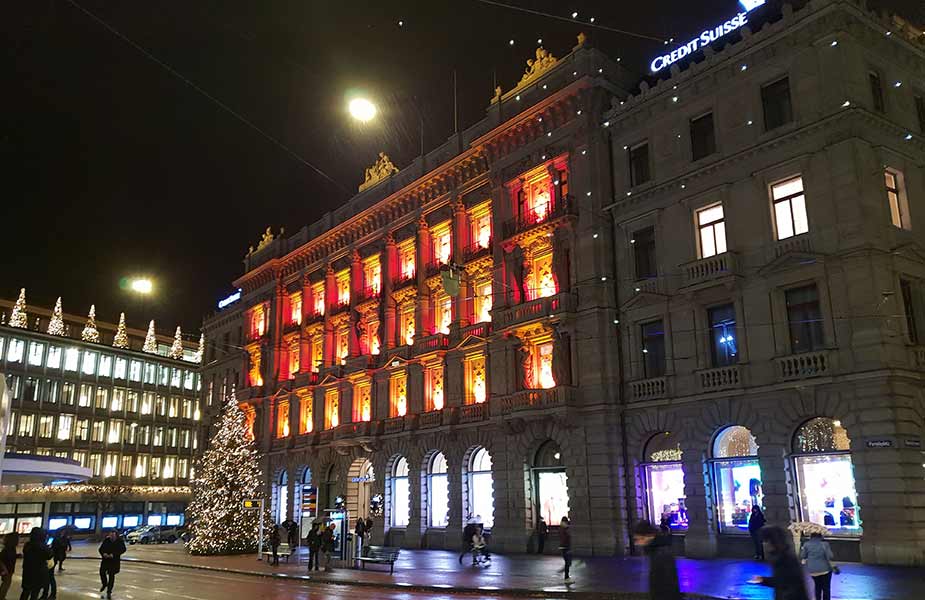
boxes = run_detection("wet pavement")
[67,541,925,599]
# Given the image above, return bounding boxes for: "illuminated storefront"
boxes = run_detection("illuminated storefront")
[467,448,494,528]
[792,417,860,536]
[641,432,687,531]
[711,426,762,534]
[428,452,449,528]
[533,440,569,526]
[390,457,410,528]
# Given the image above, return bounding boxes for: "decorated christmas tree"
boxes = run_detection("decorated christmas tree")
[142,320,158,353]
[194,333,205,363]
[81,305,100,343]
[8,288,28,329]
[187,389,268,555]
[169,326,184,360]
[47,297,65,336]
[112,313,129,349]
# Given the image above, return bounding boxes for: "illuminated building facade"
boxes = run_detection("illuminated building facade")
[0,299,202,535]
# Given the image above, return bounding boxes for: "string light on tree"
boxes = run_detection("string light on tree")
[47,297,65,337]
[194,333,205,364]
[113,313,129,349]
[142,320,158,354]
[169,326,185,360]
[81,304,100,343]
[187,388,270,555]
[8,288,28,329]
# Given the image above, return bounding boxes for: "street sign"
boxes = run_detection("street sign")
[242,499,261,509]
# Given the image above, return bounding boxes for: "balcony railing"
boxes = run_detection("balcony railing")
[774,233,813,258]
[419,410,443,429]
[494,292,575,329]
[776,350,831,381]
[292,371,319,387]
[334,421,371,439]
[498,387,571,415]
[682,252,738,287]
[356,285,381,303]
[462,239,492,263]
[392,272,416,289]
[305,310,324,324]
[698,365,741,392]
[383,416,405,434]
[629,377,667,401]
[455,321,492,342]
[412,332,449,356]
[425,258,452,278]
[459,402,488,423]
[501,195,576,239]
[330,300,350,315]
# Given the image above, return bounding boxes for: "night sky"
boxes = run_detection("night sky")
[2,0,919,336]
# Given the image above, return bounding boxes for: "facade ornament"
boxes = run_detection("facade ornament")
[418,213,428,230]
[352,249,362,263]
[360,152,400,192]
[516,47,558,89]
[517,343,534,390]
[551,227,570,293]
[491,85,502,103]
[552,328,572,386]
[576,32,587,47]
[506,245,527,302]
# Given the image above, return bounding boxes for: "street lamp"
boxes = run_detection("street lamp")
[347,94,424,158]
[130,278,153,295]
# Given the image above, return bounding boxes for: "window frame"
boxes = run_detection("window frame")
[695,203,727,259]
[761,76,793,131]
[628,141,651,187]
[690,112,717,161]
[770,175,809,240]
[640,320,666,379]
[784,284,826,354]
[868,70,885,113]
[884,168,910,230]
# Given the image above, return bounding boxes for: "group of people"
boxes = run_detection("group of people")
[0,528,125,600]
[457,521,490,567]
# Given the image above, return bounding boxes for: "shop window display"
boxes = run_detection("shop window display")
[642,432,687,531]
[428,453,449,528]
[711,426,762,534]
[792,418,860,536]
[391,457,410,527]
[468,447,494,528]
[534,440,569,526]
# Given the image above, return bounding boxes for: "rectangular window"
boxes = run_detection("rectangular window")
[91,421,105,443]
[336,269,351,307]
[180,429,191,448]
[432,224,452,266]
[434,293,452,335]
[277,400,290,437]
[168,397,179,418]
[916,96,925,133]
[323,389,339,430]
[311,281,326,317]
[785,284,825,354]
[114,358,127,380]
[23,378,40,402]
[156,395,167,416]
[171,368,182,388]
[7,339,25,363]
[45,380,59,404]
[127,391,140,413]
[150,457,161,479]
[885,169,910,230]
[425,364,445,411]
[389,372,408,417]
[95,387,109,410]
[75,419,89,441]
[153,426,164,447]
[107,420,123,444]
[135,455,149,479]
[62,382,75,406]
[900,280,919,344]
[158,365,169,386]
[629,142,651,187]
[139,425,150,445]
[290,292,303,325]
[398,240,416,281]
[761,77,793,131]
[129,361,142,382]
[633,226,657,280]
[78,384,93,408]
[400,308,415,347]
[869,71,884,113]
[82,351,97,376]
[299,394,313,434]
[72,451,86,467]
[471,208,492,250]
[89,454,102,477]
[474,281,493,324]
[166,427,177,447]
[182,399,192,420]
[162,457,176,480]
[98,355,112,377]
[120,456,133,478]
[464,354,487,404]
[690,112,716,161]
[771,176,808,240]
[708,304,738,367]
[47,346,62,369]
[111,389,125,412]
[697,204,727,258]
[28,342,44,367]
[6,375,21,400]
[64,348,79,372]
[641,320,666,378]
[18,413,35,437]
[363,255,382,296]
[38,415,54,438]
[178,458,189,479]
[124,423,137,445]
[144,363,156,384]
[56,415,73,441]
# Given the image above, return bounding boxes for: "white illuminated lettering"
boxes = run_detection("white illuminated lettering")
[650,3,761,72]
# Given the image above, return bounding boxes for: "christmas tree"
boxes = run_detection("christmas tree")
[169,326,184,360]
[194,333,205,363]
[47,297,65,336]
[9,288,28,329]
[187,389,269,555]
[113,313,129,349]
[142,320,158,354]
[81,305,100,343]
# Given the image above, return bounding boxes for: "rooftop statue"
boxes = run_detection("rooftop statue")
[516,47,558,88]
[360,152,400,192]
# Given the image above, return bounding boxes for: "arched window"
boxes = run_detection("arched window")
[391,457,410,528]
[641,432,687,531]
[533,440,569,527]
[468,448,494,528]
[710,426,761,534]
[428,453,449,528]
[792,418,860,535]
[274,470,289,524]
[294,468,315,539]
[323,464,339,510]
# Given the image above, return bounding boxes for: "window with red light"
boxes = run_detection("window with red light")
[471,209,492,249]
[363,255,381,296]
[432,223,452,265]
[517,179,553,224]
[528,251,557,300]
[336,269,351,306]
[311,282,325,317]
[290,293,302,325]
[398,239,416,280]
[353,381,372,422]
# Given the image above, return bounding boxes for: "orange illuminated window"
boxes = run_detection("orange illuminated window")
[366,319,381,355]
[432,223,452,265]
[400,307,415,346]
[389,372,408,417]
[324,388,339,430]
[474,281,493,323]
[242,404,256,440]
[353,381,372,422]
[335,326,349,363]
[290,293,302,325]
[363,255,381,295]
[398,239,416,280]
[425,364,445,411]
[251,305,266,338]
[247,348,262,387]
[276,399,290,438]
[470,204,492,249]
[287,338,300,378]
[536,342,555,389]
[336,269,351,306]
[310,333,323,373]
[465,354,487,404]
[435,293,452,335]
[312,282,325,316]
[519,179,552,224]
[298,393,313,433]
[528,251,556,300]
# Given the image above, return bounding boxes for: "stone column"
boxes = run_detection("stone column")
[404,456,425,548]
[349,250,363,357]
[446,455,464,549]
[323,264,335,366]
[383,234,398,349]
[757,442,790,529]
[416,214,433,337]
[299,273,312,372]
[680,441,717,557]
[452,200,470,327]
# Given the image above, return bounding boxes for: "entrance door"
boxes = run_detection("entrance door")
[346,459,374,523]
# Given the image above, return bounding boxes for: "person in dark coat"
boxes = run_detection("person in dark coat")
[749,526,810,600]
[748,506,767,560]
[305,523,321,572]
[269,526,281,566]
[98,529,126,600]
[320,523,336,572]
[458,522,477,564]
[19,528,51,600]
[50,533,70,573]
[558,517,573,583]
[0,532,19,600]
[633,521,681,600]
[536,517,548,554]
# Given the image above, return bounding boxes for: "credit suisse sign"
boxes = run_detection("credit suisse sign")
[649,0,765,73]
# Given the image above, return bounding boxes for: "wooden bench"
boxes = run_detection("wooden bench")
[356,545,400,574]
[262,542,292,563]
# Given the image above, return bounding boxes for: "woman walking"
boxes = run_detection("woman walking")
[19,528,51,600]
[558,517,573,583]
[748,526,809,600]
[0,533,18,600]
[748,505,766,560]
[98,529,126,600]
[801,533,837,600]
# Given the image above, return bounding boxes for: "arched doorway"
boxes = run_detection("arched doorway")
[710,425,761,534]
[641,432,687,531]
[427,452,449,528]
[322,464,340,510]
[294,467,316,540]
[466,447,494,528]
[533,440,569,528]
[346,458,375,524]
[272,470,289,524]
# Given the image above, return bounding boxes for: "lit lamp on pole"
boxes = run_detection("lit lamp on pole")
[347,94,424,158]
[122,276,154,322]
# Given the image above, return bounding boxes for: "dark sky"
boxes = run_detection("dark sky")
[2,0,919,337]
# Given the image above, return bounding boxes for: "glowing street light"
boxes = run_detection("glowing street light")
[130,278,153,295]
[348,98,377,122]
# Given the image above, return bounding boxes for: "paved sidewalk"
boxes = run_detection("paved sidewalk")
[68,541,923,599]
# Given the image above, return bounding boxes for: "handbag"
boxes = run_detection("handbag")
[46,559,55,570]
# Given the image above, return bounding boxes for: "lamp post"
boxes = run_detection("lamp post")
[348,96,425,159]
[124,277,154,323]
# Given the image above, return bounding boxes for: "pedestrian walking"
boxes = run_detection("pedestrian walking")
[748,526,809,600]
[321,523,336,572]
[458,521,476,564]
[353,518,366,559]
[281,518,298,548]
[558,516,573,583]
[51,533,70,573]
[748,505,766,560]
[633,521,681,600]
[19,528,51,600]
[535,517,547,554]
[0,533,18,600]
[38,551,55,600]
[269,526,281,566]
[98,529,126,600]
[306,523,321,572]
[800,533,837,600]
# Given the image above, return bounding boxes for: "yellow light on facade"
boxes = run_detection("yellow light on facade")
[348,98,377,122]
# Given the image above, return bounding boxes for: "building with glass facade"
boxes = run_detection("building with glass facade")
[0,298,203,536]
[201,0,925,565]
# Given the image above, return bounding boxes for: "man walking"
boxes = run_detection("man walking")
[558,517,573,583]
[536,517,548,554]
[458,521,476,565]
[305,523,321,572]
[51,532,70,573]
[98,529,126,600]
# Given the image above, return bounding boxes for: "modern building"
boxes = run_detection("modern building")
[0,296,204,536]
[201,0,925,565]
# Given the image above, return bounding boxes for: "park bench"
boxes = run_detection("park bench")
[356,545,401,574]
[262,542,292,563]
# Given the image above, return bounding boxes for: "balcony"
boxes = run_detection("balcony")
[330,300,350,315]
[681,252,739,288]
[356,285,381,303]
[698,365,741,392]
[629,377,667,401]
[333,421,372,440]
[392,272,416,290]
[413,332,449,356]
[305,310,324,325]
[454,321,492,343]
[494,292,575,329]
[498,387,572,415]
[459,402,488,423]
[383,416,405,434]
[462,239,492,263]
[283,320,301,334]
[419,410,443,429]
[776,350,832,381]
[501,195,576,240]
[425,258,452,279]
[292,371,319,388]
[773,233,813,258]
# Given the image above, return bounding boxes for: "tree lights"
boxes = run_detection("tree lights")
[82,304,101,343]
